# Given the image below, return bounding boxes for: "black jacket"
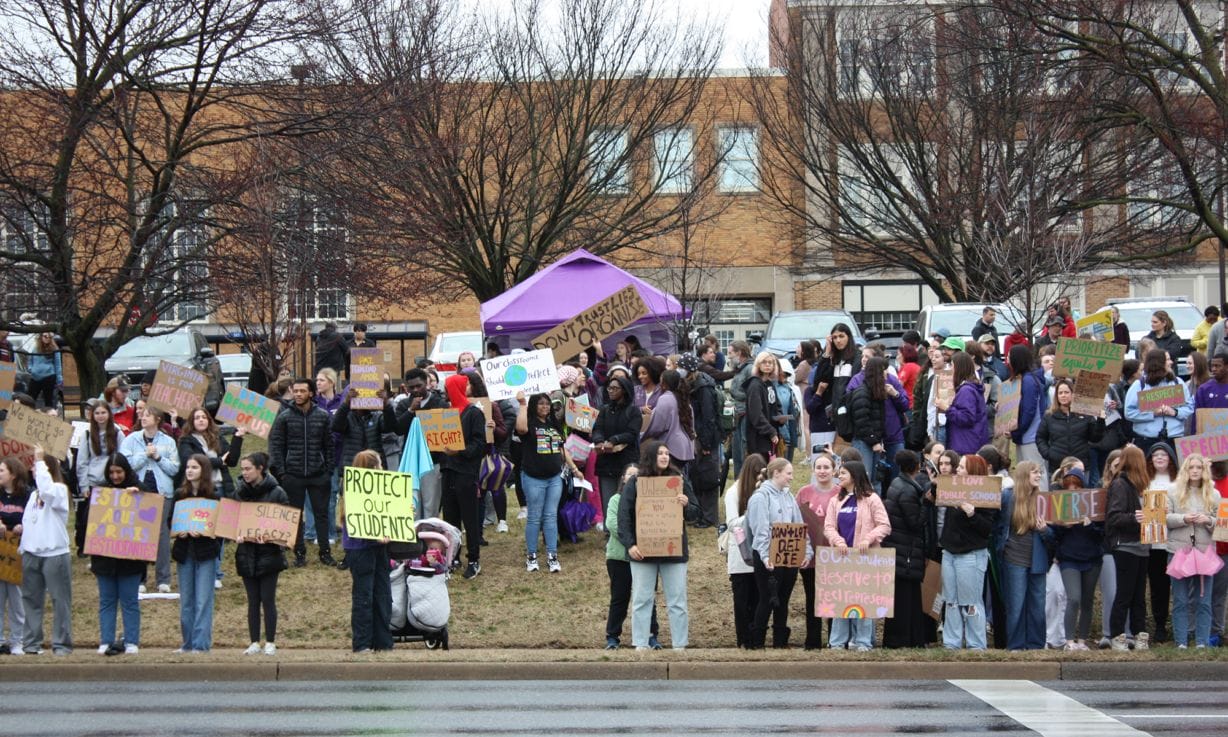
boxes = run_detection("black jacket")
[1036,410,1104,471]
[882,472,929,581]
[1144,330,1186,361]
[615,473,699,563]
[971,319,999,344]
[231,474,290,578]
[688,371,720,454]
[438,404,488,473]
[90,482,155,578]
[939,503,997,554]
[268,402,334,479]
[743,374,779,442]
[907,372,932,451]
[313,327,347,375]
[170,491,223,563]
[849,384,887,446]
[176,433,242,497]
[591,375,642,479]
[1105,475,1142,550]
[332,401,387,469]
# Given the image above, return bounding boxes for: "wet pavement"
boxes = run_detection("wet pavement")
[8,679,1225,735]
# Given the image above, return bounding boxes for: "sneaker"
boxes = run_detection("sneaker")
[172,648,186,654]
[243,643,261,656]
[635,646,651,651]
[1177,644,1188,650]
[10,645,24,656]
[526,554,539,572]
[52,648,70,657]
[463,561,481,579]
[104,643,124,656]
[138,585,147,594]
[293,555,307,568]
[214,580,222,590]
[854,645,871,652]
[605,637,619,650]
[517,508,528,520]
[157,584,171,594]
[1097,636,1112,649]
[124,644,139,655]
[320,553,338,567]
[1063,641,1081,651]
[97,644,110,655]
[1210,634,1222,647]
[263,643,276,656]
[24,648,43,655]
[648,635,663,650]
[595,522,605,533]
[497,521,509,533]
[1110,634,1130,651]
[1135,632,1150,651]
[547,554,561,573]
[1196,643,1208,649]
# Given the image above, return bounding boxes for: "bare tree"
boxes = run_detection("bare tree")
[0,0,333,396]
[304,0,729,302]
[745,3,1187,318]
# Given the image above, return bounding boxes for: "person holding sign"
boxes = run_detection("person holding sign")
[178,407,244,589]
[994,462,1054,651]
[1050,468,1105,651]
[340,450,395,653]
[1105,445,1152,651]
[1125,349,1191,455]
[439,374,488,580]
[746,458,810,649]
[516,391,580,574]
[0,458,28,654]
[616,441,699,650]
[170,455,221,653]
[1005,346,1050,489]
[232,452,289,656]
[92,455,153,655]
[19,446,72,656]
[822,460,889,651]
[1165,453,1222,649]
[1038,378,1105,476]
[75,402,126,556]
[120,407,180,593]
[939,454,998,650]
[592,372,642,527]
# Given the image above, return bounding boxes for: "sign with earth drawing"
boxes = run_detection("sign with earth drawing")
[480,349,561,401]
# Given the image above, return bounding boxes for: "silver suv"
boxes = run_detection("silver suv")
[1092,296,1202,376]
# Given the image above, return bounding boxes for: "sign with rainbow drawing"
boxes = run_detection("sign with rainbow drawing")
[812,547,895,619]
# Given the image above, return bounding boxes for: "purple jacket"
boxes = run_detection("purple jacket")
[316,390,346,466]
[640,391,695,462]
[946,380,988,455]
[845,372,910,445]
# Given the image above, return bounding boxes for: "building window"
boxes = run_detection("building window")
[843,280,939,331]
[0,201,53,321]
[653,127,694,194]
[690,298,773,325]
[836,20,934,98]
[718,126,759,193]
[145,200,210,323]
[838,144,925,235]
[285,199,351,322]
[588,128,630,194]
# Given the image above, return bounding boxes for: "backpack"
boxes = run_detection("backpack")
[833,384,860,442]
[722,513,754,565]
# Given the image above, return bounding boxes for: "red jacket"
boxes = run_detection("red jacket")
[1004,331,1031,356]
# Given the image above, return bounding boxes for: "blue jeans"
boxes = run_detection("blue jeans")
[1172,568,1214,647]
[850,439,904,494]
[1002,561,1046,650]
[328,467,341,541]
[521,472,563,556]
[178,557,217,651]
[942,548,989,650]
[630,560,688,648]
[732,416,747,478]
[96,573,141,647]
[830,617,874,649]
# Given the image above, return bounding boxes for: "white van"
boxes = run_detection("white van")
[428,331,485,379]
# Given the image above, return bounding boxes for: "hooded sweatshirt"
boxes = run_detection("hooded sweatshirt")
[439,373,486,473]
[746,478,810,564]
[19,460,70,557]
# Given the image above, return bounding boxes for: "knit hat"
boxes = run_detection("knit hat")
[677,354,700,374]
[557,365,582,388]
[1062,468,1087,488]
[606,362,631,379]
[941,336,965,351]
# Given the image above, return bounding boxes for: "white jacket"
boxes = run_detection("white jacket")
[19,461,70,557]
[723,480,753,575]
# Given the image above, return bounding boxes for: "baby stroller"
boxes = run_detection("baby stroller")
[389,517,460,649]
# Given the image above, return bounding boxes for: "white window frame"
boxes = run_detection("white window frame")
[587,128,631,195]
[287,201,353,322]
[835,15,934,100]
[718,126,760,193]
[0,201,53,321]
[142,199,211,325]
[653,126,694,194]
[837,143,925,236]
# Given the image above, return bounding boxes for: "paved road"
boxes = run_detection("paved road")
[8,679,1225,736]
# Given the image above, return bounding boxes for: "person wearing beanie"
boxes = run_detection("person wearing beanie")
[439,373,489,580]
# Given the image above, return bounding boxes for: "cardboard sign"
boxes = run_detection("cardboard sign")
[0,532,20,585]
[70,420,89,450]
[934,370,954,406]
[1140,488,1168,545]
[83,487,164,562]
[343,466,417,542]
[480,349,561,401]
[1076,312,1113,341]
[530,285,650,363]
[995,379,1021,435]
[1037,488,1106,525]
[224,502,300,547]
[0,436,35,469]
[769,522,808,568]
[936,474,1003,509]
[3,402,73,459]
[1213,500,1228,543]
[217,383,281,439]
[214,498,241,539]
[812,546,896,618]
[146,360,209,417]
[921,558,942,622]
[1071,369,1110,417]
[634,475,684,557]
[171,498,219,537]
[1054,337,1125,379]
[348,348,384,410]
[563,433,592,463]
[1175,433,1228,463]
[419,408,464,452]
[565,398,598,433]
[1137,384,1186,413]
[0,362,15,410]
[1196,409,1228,437]
[470,398,495,443]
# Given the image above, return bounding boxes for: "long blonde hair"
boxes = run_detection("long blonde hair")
[1011,461,1042,536]
[1174,453,1216,511]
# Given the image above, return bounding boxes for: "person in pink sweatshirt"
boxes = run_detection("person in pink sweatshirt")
[824,460,891,651]
[797,452,840,649]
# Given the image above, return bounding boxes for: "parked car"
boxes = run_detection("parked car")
[428,330,484,379]
[103,328,225,413]
[749,310,865,366]
[1093,296,1202,377]
[916,302,1026,354]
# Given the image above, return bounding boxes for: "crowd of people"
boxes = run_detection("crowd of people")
[2,298,1228,655]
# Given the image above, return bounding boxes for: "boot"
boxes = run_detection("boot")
[772,626,792,649]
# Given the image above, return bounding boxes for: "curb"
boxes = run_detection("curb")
[669,661,1062,680]
[276,661,668,681]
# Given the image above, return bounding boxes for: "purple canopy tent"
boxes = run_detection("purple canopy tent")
[479,249,686,356]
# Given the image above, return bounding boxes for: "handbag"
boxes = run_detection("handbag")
[478,447,513,493]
